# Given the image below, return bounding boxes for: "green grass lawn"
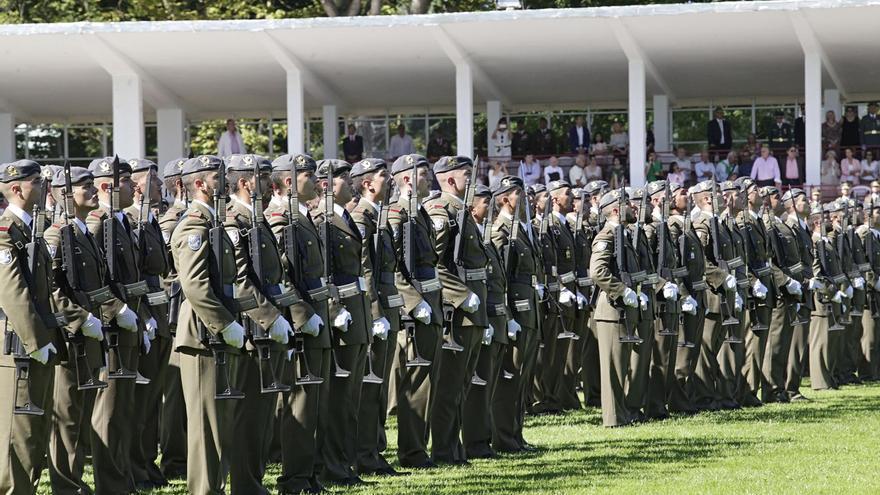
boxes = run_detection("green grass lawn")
[39,380,880,494]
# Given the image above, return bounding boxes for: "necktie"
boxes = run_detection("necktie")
[342,210,359,239]
[230,135,240,154]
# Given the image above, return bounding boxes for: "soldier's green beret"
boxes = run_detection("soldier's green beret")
[181,155,223,176]
[490,175,523,197]
[782,188,805,203]
[547,180,571,193]
[391,154,429,176]
[42,165,63,182]
[225,154,271,172]
[433,156,471,175]
[599,189,627,210]
[164,158,187,179]
[528,184,546,195]
[720,181,738,193]
[646,180,681,197]
[583,180,608,196]
[51,167,93,188]
[88,157,131,178]
[350,158,386,178]
[473,184,491,198]
[760,186,779,198]
[273,153,317,173]
[127,158,157,174]
[315,159,351,179]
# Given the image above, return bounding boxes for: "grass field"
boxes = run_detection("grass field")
[38,380,880,494]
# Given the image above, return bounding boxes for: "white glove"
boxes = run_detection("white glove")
[808,278,825,291]
[80,314,104,341]
[724,274,737,291]
[333,308,352,332]
[639,292,649,310]
[796,303,801,313]
[115,304,139,333]
[559,288,575,307]
[145,317,158,341]
[681,295,698,315]
[482,325,494,345]
[269,316,292,345]
[29,342,57,365]
[752,279,768,300]
[844,285,853,299]
[662,282,679,301]
[507,319,522,341]
[576,290,588,309]
[832,291,844,304]
[220,320,246,348]
[372,317,390,341]
[461,292,481,313]
[536,284,546,300]
[622,287,639,308]
[785,278,803,296]
[852,276,865,290]
[412,300,433,324]
[300,313,323,337]
[142,332,152,354]
[734,292,744,311]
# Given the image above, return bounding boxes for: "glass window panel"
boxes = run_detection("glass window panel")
[67,125,105,159]
[308,120,324,159]
[145,123,157,159]
[15,124,27,159]
[26,124,64,159]
[272,121,288,156]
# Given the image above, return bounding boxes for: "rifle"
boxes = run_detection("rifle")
[866,199,880,318]
[362,201,386,385]
[247,157,292,394]
[817,210,846,331]
[836,202,855,324]
[676,192,698,348]
[102,156,141,381]
[614,186,644,344]
[318,163,350,378]
[59,161,108,391]
[708,181,740,327]
[282,164,323,386]
[402,161,431,368]
[657,182,685,337]
[719,196,744,344]
[205,156,249,399]
[575,189,595,298]
[740,191,769,333]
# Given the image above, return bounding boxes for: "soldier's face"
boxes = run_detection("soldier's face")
[555,190,573,213]
[415,166,430,198]
[74,180,98,209]
[297,171,317,201]
[769,195,781,211]
[871,207,880,225]
[747,187,760,207]
[117,174,134,209]
[471,196,489,223]
[333,173,352,205]
[17,175,43,211]
[134,170,162,207]
[674,189,686,210]
[793,195,807,215]
[369,169,389,199]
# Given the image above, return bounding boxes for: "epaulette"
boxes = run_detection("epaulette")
[389,208,401,214]
[0,226,8,232]
[89,210,104,218]
[51,223,62,229]
[430,204,446,210]
[270,212,285,217]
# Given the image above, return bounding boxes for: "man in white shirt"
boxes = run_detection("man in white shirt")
[217,119,247,157]
[519,155,542,187]
[694,151,715,183]
[389,124,415,160]
[543,156,564,184]
[568,154,587,186]
[674,147,693,173]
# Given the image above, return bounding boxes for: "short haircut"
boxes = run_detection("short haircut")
[227,170,251,194]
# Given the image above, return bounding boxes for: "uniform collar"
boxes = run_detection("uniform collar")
[191,199,216,220]
[442,191,465,207]
[231,195,253,214]
[332,203,347,218]
[552,211,568,225]
[74,218,88,234]
[362,197,380,214]
[98,202,126,224]
[6,204,32,227]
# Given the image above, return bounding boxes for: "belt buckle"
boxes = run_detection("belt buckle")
[514,299,531,312]
[146,291,170,306]
[383,293,404,309]
[559,271,576,285]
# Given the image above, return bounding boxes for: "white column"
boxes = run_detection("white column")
[823,89,842,120]
[156,108,185,173]
[805,51,822,187]
[322,105,338,160]
[0,113,13,163]
[652,94,670,154]
[287,70,305,155]
[486,100,501,157]
[112,73,145,159]
[628,59,647,186]
[455,63,474,158]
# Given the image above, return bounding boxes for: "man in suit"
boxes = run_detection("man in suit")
[569,116,590,155]
[534,117,557,157]
[343,125,364,163]
[708,107,733,153]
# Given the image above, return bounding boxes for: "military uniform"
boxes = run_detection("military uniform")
[266,153,331,495]
[839,212,871,385]
[565,194,594,412]
[0,161,62,494]
[387,155,443,468]
[717,199,748,409]
[783,203,815,399]
[767,118,794,152]
[856,212,880,381]
[860,107,880,150]
[810,219,848,390]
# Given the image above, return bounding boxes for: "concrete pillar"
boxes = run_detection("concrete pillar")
[652,94,670,154]
[805,51,822,187]
[322,105,338,160]
[455,63,474,158]
[628,59,647,186]
[0,113,14,163]
[287,69,305,155]
[823,89,842,120]
[156,108,185,174]
[486,100,501,158]
[112,73,145,159]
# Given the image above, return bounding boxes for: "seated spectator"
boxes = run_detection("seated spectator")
[518,154,542,186]
[609,121,629,160]
[544,156,564,184]
[840,147,862,184]
[667,163,686,186]
[646,152,663,182]
[750,145,781,188]
[569,154,587,187]
[584,157,603,182]
[738,147,755,179]
[694,150,715,183]
[717,151,738,181]
[820,150,840,186]
[488,161,505,190]
[593,133,610,165]
[673,147,693,175]
[782,146,802,186]
[608,157,625,189]
[861,151,879,182]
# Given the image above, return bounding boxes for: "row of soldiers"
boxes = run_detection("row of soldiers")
[1,150,878,495]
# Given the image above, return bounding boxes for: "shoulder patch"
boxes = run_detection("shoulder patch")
[187,233,202,251]
[0,249,12,265]
[226,228,240,246]
[433,218,446,231]
[595,240,608,252]
[430,204,445,210]
[48,244,57,258]
[270,212,285,217]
